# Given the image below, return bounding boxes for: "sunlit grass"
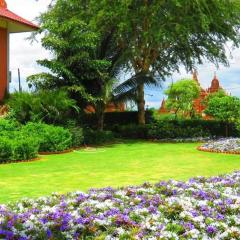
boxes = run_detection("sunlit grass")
[0,141,239,203]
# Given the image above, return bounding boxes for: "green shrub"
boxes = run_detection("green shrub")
[7,90,78,124]
[113,124,148,139]
[0,135,39,163]
[83,129,114,145]
[12,137,39,161]
[22,123,72,152]
[113,120,238,140]
[0,137,12,163]
[80,111,154,128]
[147,122,210,139]
[68,127,84,147]
[0,119,19,132]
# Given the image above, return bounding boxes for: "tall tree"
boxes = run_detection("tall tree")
[28,0,124,130]
[96,0,240,124]
[165,79,200,118]
[205,95,240,136]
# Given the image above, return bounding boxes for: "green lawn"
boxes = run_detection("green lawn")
[0,141,239,204]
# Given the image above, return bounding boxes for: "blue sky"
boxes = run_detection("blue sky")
[7,0,240,109]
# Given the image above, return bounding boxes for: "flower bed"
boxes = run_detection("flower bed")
[198,138,240,154]
[0,172,239,239]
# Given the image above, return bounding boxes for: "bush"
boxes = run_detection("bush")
[83,129,114,145]
[0,135,39,163]
[113,124,148,139]
[113,120,239,140]
[0,118,19,132]
[22,123,72,152]
[0,137,12,163]
[13,137,39,161]
[147,121,210,139]
[80,111,154,128]
[68,127,84,147]
[7,90,78,124]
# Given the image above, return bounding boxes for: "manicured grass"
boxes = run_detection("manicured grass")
[0,141,239,204]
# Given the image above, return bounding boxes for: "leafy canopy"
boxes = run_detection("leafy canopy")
[205,95,240,123]
[165,79,200,117]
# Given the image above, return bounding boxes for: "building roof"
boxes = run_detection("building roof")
[0,0,38,33]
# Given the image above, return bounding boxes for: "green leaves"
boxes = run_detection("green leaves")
[165,79,201,118]
[205,95,240,123]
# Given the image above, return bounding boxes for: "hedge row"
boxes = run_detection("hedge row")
[80,111,154,128]
[113,120,239,139]
[0,120,82,163]
[0,119,116,163]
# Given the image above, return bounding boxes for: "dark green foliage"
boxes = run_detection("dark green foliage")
[68,127,84,147]
[80,111,154,128]
[22,123,72,152]
[113,125,148,139]
[0,137,12,162]
[147,121,210,139]
[114,120,238,140]
[83,129,114,145]
[7,90,78,124]
[150,120,238,139]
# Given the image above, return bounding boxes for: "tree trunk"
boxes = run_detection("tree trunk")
[137,83,145,124]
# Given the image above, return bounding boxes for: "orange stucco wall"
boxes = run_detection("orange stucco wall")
[0,27,7,101]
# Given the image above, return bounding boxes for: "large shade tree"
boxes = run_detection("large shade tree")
[98,0,240,124]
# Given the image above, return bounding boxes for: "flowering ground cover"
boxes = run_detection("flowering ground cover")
[0,141,240,204]
[199,138,240,153]
[0,171,239,239]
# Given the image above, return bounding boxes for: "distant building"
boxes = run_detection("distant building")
[159,70,225,117]
[158,98,168,114]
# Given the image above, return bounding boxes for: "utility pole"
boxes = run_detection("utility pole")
[18,68,22,92]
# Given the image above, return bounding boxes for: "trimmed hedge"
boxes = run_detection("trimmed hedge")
[80,111,154,128]
[0,120,74,163]
[0,135,39,163]
[114,120,239,139]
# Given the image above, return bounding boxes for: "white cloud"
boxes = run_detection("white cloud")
[7,0,51,91]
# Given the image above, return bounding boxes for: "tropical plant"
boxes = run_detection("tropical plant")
[27,0,125,130]
[7,90,78,124]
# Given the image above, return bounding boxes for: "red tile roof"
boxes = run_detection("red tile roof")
[0,2,38,30]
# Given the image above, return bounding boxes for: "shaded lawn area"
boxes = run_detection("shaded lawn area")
[0,141,239,204]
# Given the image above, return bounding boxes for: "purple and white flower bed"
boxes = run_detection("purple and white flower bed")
[200,138,240,153]
[0,171,240,239]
